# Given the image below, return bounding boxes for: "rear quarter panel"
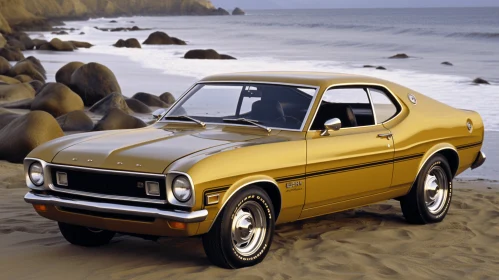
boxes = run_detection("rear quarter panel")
[383,82,484,193]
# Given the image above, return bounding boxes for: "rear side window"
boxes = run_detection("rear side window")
[369,88,399,124]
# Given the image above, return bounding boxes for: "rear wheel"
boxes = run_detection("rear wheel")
[202,187,275,269]
[58,222,115,247]
[400,155,453,224]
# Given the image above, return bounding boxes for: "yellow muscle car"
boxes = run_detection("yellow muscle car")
[24,72,486,268]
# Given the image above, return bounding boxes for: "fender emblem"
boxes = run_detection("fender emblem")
[286,181,303,189]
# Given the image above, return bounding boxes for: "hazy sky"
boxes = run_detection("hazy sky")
[212,0,499,10]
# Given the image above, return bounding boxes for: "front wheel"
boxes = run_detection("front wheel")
[202,187,275,269]
[58,222,115,247]
[400,155,453,224]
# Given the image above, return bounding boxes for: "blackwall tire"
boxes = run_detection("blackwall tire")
[58,222,115,247]
[400,155,453,224]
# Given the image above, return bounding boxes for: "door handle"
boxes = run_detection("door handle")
[378,133,392,140]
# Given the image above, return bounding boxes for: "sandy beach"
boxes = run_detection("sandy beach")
[0,161,498,280]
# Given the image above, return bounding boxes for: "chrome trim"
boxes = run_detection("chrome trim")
[24,192,207,223]
[56,171,68,186]
[145,181,161,197]
[413,147,460,184]
[24,158,168,205]
[366,88,378,125]
[207,179,281,231]
[308,82,403,131]
[158,81,321,132]
[166,171,196,207]
[471,151,486,170]
[157,82,198,121]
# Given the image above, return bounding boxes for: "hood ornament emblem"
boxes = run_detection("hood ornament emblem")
[72,158,78,161]
[87,159,93,162]
[117,162,123,165]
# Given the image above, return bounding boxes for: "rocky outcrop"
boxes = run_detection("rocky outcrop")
[232,7,245,15]
[15,74,32,82]
[184,49,236,60]
[0,57,10,75]
[31,83,84,117]
[473,78,490,85]
[0,75,19,84]
[114,38,141,48]
[69,62,122,106]
[0,34,6,48]
[0,110,64,163]
[89,92,130,115]
[47,38,75,51]
[442,61,453,66]
[28,80,44,92]
[69,40,93,48]
[0,98,33,109]
[143,31,186,45]
[55,61,84,87]
[93,108,147,131]
[56,110,94,132]
[212,8,229,15]
[0,47,25,61]
[389,53,410,59]
[0,0,222,32]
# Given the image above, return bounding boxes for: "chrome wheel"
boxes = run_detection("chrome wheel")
[424,166,449,214]
[231,201,267,257]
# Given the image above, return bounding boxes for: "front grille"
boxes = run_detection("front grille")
[50,168,166,202]
[59,206,155,222]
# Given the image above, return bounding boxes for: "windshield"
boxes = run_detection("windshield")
[164,83,317,130]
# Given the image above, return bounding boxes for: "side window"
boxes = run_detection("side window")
[311,87,375,130]
[369,88,399,124]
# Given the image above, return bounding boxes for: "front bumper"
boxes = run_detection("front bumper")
[24,192,208,223]
[471,151,486,170]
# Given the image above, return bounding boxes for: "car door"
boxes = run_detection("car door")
[300,86,396,219]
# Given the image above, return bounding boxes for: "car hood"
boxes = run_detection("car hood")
[50,127,268,174]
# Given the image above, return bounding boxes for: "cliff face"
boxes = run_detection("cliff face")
[0,0,219,33]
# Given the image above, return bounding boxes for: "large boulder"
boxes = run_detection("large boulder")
[0,98,33,110]
[184,49,236,60]
[7,59,46,82]
[31,83,84,117]
[69,41,93,49]
[213,8,230,15]
[6,38,26,51]
[89,92,130,115]
[0,111,64,163]
[132,92,168,107]
[0,34,6,49]
[93,108,147,131]
[0,83,35,102]
[232,7,245,15]
[49,38,74,51]
[55,61,84,87]
[32,39,48,49]
[125,98,151,113]
[0,75,20,84]
[0,47,25,61]
[15,75,33,83]
[70,62,122,106]
[56,110,94,132]
[114,38,141,48]
[159,92,175,106]
[0,108,20,130]
[10,32,35,50]
[0,57,10,75]
[143,31,186,45]
[26,56,47,75]
[29,80,44,92]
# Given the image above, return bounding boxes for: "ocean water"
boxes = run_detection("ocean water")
[27,8,498,180]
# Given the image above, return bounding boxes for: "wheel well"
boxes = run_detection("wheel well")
[254,182,282,220]
[437,149,460,178]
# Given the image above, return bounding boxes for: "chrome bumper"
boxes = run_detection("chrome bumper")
[24,192,208,223]
[471,151,486,170]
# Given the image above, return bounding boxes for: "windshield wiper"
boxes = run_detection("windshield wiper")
[164,115,206,127]
[223,118,272,133]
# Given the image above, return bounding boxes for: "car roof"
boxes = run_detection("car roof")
[199,71,392,88]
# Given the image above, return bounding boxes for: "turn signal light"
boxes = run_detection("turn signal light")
[168,221,186,230]
[33,204,47,212]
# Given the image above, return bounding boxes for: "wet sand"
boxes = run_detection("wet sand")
[1,161,498,280]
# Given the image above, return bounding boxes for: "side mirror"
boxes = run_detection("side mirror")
[152,108,167,120]
[321,118,341,136]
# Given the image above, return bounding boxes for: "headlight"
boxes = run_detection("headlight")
[28,162,44,186]
[172,176,192,202]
